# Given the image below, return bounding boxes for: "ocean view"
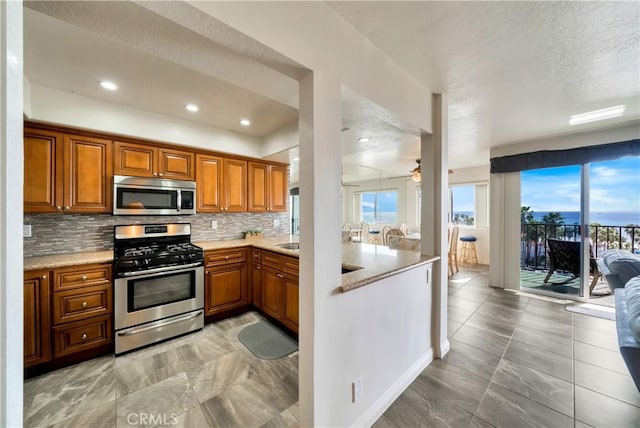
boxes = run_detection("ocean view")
[532,211,640,226]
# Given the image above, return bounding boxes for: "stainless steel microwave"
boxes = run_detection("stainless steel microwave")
[113,175,196,215]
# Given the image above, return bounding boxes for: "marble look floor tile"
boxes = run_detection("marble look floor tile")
[575,385,640,428]
[413,359,490,414]
[116,372,199,428]
[573,340,630,375]
[448,305,478,323]
[574,360,640,407]
[44,398,115,428]
[260,402,300,428]
[573,326,618,351]
[484,294,530,311]
[476,302,524,323]
[453,289,491,303]
[371,414,399,428]
[572,313,617,335]
[518,312,574,336]
[176,331,236,366]
[523,302,573,323]
[525,295,568,310]
[445,339,501,380]
[503,339,573,382]
[512,325,573,358]
[449,295,484,311]
[491,359,574,416]
[169,405,210,428]
[469,416,496,428]
[183,350,254,403]
[574,420,595,428]
[381,386,474,428]
[452,324,511,357]
[25,357,117,427]
[447,318,463,337]
[466,312,517,338]
[475,382,573,428]
[200,376,283,428]
[115,347,185,396]
[460,284,494,296]
[251,362,299,412]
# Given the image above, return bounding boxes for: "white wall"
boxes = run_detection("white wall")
[449,165,491,265]
[26,84,263,157]
[262,120,298,158]
[0,1,24,426]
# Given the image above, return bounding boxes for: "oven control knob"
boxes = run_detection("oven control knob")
[143,259,151,266]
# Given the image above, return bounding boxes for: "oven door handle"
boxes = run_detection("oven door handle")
[120,262,203,277]
[117,310,203,337]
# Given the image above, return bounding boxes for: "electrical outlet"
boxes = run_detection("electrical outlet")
[273,219,280,227]
[352,376,363,403]
[211,221,217,229]
[23,224,32,238]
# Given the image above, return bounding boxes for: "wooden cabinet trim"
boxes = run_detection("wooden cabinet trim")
[52,284,113,325]
[52,315,112,359]
[24,269,52,367]
[53,263,112,292]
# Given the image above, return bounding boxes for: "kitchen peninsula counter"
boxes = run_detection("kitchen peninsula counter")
[24,236,438,294]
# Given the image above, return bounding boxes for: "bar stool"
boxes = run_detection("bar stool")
[459,235,478,265]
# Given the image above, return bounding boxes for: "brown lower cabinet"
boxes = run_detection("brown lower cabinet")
[24,263,113,373]
[257,249,299,334]
[24,270,52,368]
[204,248,250,318]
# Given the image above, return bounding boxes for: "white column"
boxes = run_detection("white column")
[0,1,24,426]
[297,71,342,427]
[421,93,449,358]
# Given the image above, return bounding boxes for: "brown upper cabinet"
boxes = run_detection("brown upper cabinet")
[196,154,247,212]
[24,127,113,213]
[114,141,195,181]
[248,162,288,212]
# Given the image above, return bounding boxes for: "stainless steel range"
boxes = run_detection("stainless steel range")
[113,223,204,355]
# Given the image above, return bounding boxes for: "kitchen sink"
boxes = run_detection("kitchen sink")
[276,243,300,250]
[341,264,362,274]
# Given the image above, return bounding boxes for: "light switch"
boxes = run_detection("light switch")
[273,219,280,227]
[211,221,217,229]
[24,224,32,238]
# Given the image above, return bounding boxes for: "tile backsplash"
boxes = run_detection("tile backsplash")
[24,212,290,257]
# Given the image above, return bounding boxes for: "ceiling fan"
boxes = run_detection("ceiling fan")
[387,159,454,182]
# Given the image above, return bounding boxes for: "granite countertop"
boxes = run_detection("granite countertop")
[24,235,438,293]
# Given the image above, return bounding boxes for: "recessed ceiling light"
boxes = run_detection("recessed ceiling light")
[185,104,199,112]
[99,80,118,91]
[240,119,251,126]
[358,137,370,143]
[569,105,625,125]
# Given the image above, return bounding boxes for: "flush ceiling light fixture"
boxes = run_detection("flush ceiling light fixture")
[240,119,251,126]
[99,80,118,91]
[358,137,370,143]
[185,104,199,112]
[569,105,625,125]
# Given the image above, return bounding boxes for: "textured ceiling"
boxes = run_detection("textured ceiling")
[22,1,640,182]
[329,1,640,168]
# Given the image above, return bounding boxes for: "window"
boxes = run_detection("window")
[449,183,488,228]
[356,190,398,224]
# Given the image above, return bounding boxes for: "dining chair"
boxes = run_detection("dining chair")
[381,226,392,244]
[399,223,409,236]
[359,221,370,243]
[448,226,460,276]
[385,228,404,245]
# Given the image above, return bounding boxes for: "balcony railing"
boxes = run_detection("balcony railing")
[521,223,640,270]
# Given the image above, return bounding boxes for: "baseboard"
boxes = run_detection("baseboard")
[435,338,450,359]
[351,349,434,427]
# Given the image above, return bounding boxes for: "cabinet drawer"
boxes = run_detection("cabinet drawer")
[53,315,112,358]
[282,257,299,276]
[252,248,261,261]
[54,264,112,291]
[261,251,282,270]
[205,248,247,267]
[53,285,112,325]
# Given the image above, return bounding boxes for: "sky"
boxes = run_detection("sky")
[521,156,640,213]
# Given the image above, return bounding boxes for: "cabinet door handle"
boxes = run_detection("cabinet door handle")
[225,256,229,260]
[82,301,88,307]
[158,173,164,177]
[277,273,284,278]
[41,275,47,279]
[56,206,62,210]
[81,275,88,281]
[256,266,261,270]
[81,333,87,340]
[64,206,70,210]
[205,271,209,274]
